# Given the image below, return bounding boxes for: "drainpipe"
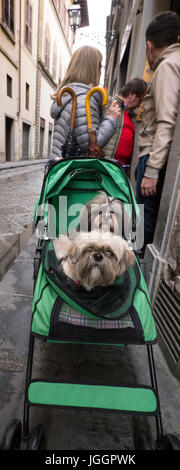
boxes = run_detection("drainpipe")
[18,0,22,116]
[17,0,22,161]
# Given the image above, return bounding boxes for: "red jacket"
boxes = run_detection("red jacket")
[115,110,134,165]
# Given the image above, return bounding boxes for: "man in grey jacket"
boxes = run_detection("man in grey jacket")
[135,11,180,253]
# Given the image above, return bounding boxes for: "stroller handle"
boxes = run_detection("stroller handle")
[85,87,108,131]
[70,168,102,183]
[56,86,77,129]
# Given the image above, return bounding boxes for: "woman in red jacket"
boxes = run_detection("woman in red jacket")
[115,109,135,166]
[114,79,148,174]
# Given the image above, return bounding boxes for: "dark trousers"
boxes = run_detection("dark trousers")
[135,155,166,249]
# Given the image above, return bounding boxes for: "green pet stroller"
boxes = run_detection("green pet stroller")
[1,88,179,451]
[25,154,163,450]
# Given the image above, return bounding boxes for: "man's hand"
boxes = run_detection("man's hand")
[141,177,158,196]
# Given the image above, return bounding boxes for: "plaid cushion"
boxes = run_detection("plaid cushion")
[59,302,133,329]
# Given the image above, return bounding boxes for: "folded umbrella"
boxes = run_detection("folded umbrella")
[85,86,108,158]
[57,86,80,159]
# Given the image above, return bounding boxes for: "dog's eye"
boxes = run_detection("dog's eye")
[83,247,93,254]
[107,250,114,258]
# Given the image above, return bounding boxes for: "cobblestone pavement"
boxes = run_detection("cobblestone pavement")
[0,162,45,279]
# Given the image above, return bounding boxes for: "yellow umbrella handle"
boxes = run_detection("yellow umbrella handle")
[85,87,108,131]
[57,86,77,129]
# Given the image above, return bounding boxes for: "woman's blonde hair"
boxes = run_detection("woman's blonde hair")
[51,45,102,99]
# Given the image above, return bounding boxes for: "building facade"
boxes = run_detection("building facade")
[0,0,75,163]
[105,0,180,379]
[35,0,73,160]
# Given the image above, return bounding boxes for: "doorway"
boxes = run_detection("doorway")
[22,123,30,160]
[39,118,45,158]
[48,129,52,157]
[5,117,14,161]
[39,127,44,158]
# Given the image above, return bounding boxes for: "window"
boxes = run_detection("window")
[25,83,30,110]
[58,59,63,85]
[59,0,68,34]
[2,0,14,36]
[25,0,32,51]
[52,43,57,82]
[7,74,12,97]
[44,24,50,70]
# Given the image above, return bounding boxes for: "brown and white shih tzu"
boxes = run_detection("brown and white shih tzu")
[53,231,135,291]
[77,191,129,237]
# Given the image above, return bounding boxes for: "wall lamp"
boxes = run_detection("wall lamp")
[68,1,81,34]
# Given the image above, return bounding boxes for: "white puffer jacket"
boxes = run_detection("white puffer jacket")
[50,82,118,159]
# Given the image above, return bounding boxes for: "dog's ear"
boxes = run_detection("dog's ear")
[123,249,135,268]
[68,241,79,264]
[117,245,135,277]
[53,236,72,261]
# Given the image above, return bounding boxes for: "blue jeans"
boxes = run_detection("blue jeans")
[135,155,166,248]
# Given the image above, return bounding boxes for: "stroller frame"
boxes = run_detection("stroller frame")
[23,331,164,448]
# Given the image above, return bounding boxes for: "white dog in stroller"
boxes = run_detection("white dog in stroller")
[53,231,134,291]
[77,191,127,235]
[53,192,135,291]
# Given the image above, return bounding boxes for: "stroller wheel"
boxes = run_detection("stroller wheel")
[27,424,45,450]
[163,433,180,450]
[0,419,22,450]
[134,430,154,450]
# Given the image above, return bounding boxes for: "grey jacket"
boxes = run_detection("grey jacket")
[50,83,118,159]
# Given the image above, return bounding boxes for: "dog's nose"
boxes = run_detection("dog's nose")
[94,252,103,262]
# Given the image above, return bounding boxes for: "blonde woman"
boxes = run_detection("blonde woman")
[50,46,120,159]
